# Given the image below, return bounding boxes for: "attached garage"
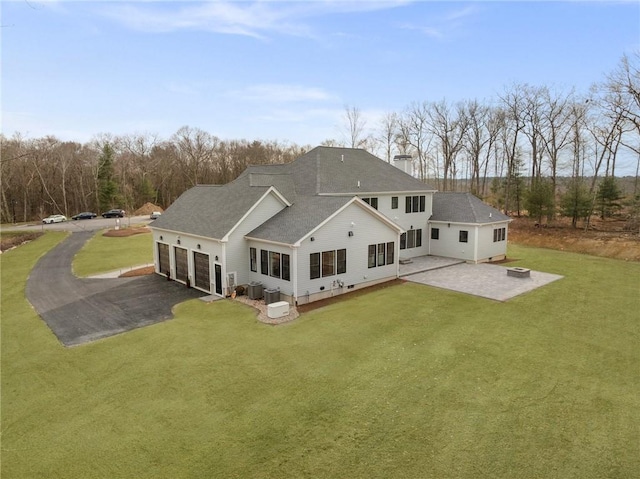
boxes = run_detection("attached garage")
[157,243,170,275]
[193,251,210,292]
[174,246,188,283]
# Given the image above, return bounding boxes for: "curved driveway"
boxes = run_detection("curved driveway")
[26,231,204,347]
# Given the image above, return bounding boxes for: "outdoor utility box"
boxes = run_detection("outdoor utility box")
[267,301,289,319]
[264,288,280,305]
[248,282,263,300]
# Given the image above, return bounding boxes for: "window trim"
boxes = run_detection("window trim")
[322,250,335,277]
[250,247,257,272]
[269,251,281,278]
[310,252,320,279]
[368,242,395,268]
[337,249,347,274]
[377,243,386,266]
[405,195,426,213]
[260,249,269,275]
[311,249,346,278]
[362,197,378,210]
[282,254,290,281]
[401,228,422,250]
[386,242,394,265]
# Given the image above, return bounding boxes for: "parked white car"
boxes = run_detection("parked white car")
[150,211,162,219]
[42,214,67,224]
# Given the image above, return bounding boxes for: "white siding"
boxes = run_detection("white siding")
[151,228,223,292]
[475,222,509,262]
[296,202,399,303]
[427,222,477,262]
[245,241,296,300]
[365,193,432,259]
[225,191,287,288]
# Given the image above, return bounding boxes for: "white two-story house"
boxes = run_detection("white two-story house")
[150,146,511,304]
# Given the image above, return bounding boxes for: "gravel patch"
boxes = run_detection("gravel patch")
[233,296,299,325]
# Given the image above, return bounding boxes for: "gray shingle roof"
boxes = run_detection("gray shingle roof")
[291,146,436,195]
[152,147,441,242]
[246,196,352,244]
[150,180,274,239]
[431,192,511,224]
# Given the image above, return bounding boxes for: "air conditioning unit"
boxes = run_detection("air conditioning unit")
[248,282,263,300]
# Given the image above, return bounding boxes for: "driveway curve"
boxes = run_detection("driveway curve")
[26,231,204,347]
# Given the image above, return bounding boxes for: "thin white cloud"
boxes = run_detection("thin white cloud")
[95,1,413,39]
[444,5,479,22]
[229,84,337,103]
[399,3,480,40]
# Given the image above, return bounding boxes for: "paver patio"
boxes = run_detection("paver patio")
[400,256,563,301]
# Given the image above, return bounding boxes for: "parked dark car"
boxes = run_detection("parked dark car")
[72,211,97,220]
[102,209,126,218]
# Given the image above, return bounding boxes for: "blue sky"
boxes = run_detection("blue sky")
[2,1,638,146]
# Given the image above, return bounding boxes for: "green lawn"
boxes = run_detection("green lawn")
[1,235,639,478]
[73,231,153,276]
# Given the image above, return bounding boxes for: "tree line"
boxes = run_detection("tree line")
[2,53,638,228]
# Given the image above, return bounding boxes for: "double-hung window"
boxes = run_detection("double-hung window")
[310,253,320,279]
[282,254,290,281]
[368,242,395,268]
[337,249,347,274]
[260,250,269,275]
[270,251,281,278]
[250,247,257,272]
[311,249,347,278]
[400,229,422,250]
[322,251,335,277]
[362,197,378,210]
[258,249,290,280]
[405,195,426,213]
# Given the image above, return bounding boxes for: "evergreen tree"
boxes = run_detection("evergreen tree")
[596,176,623,219]
[525,178,554,224]
[97,143,118,212]
[560,179,592,228]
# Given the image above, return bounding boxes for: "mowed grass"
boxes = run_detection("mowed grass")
[73,230,153,276]
[1,235,639,478]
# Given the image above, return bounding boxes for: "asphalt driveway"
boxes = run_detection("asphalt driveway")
[26,231,204,347]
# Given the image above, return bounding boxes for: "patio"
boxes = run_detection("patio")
[400,255,563,301]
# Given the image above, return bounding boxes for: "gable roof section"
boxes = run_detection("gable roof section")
[431,192,511,224]
[150,181,287,240]
[289,146,436,195]
[246,196,402,246]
